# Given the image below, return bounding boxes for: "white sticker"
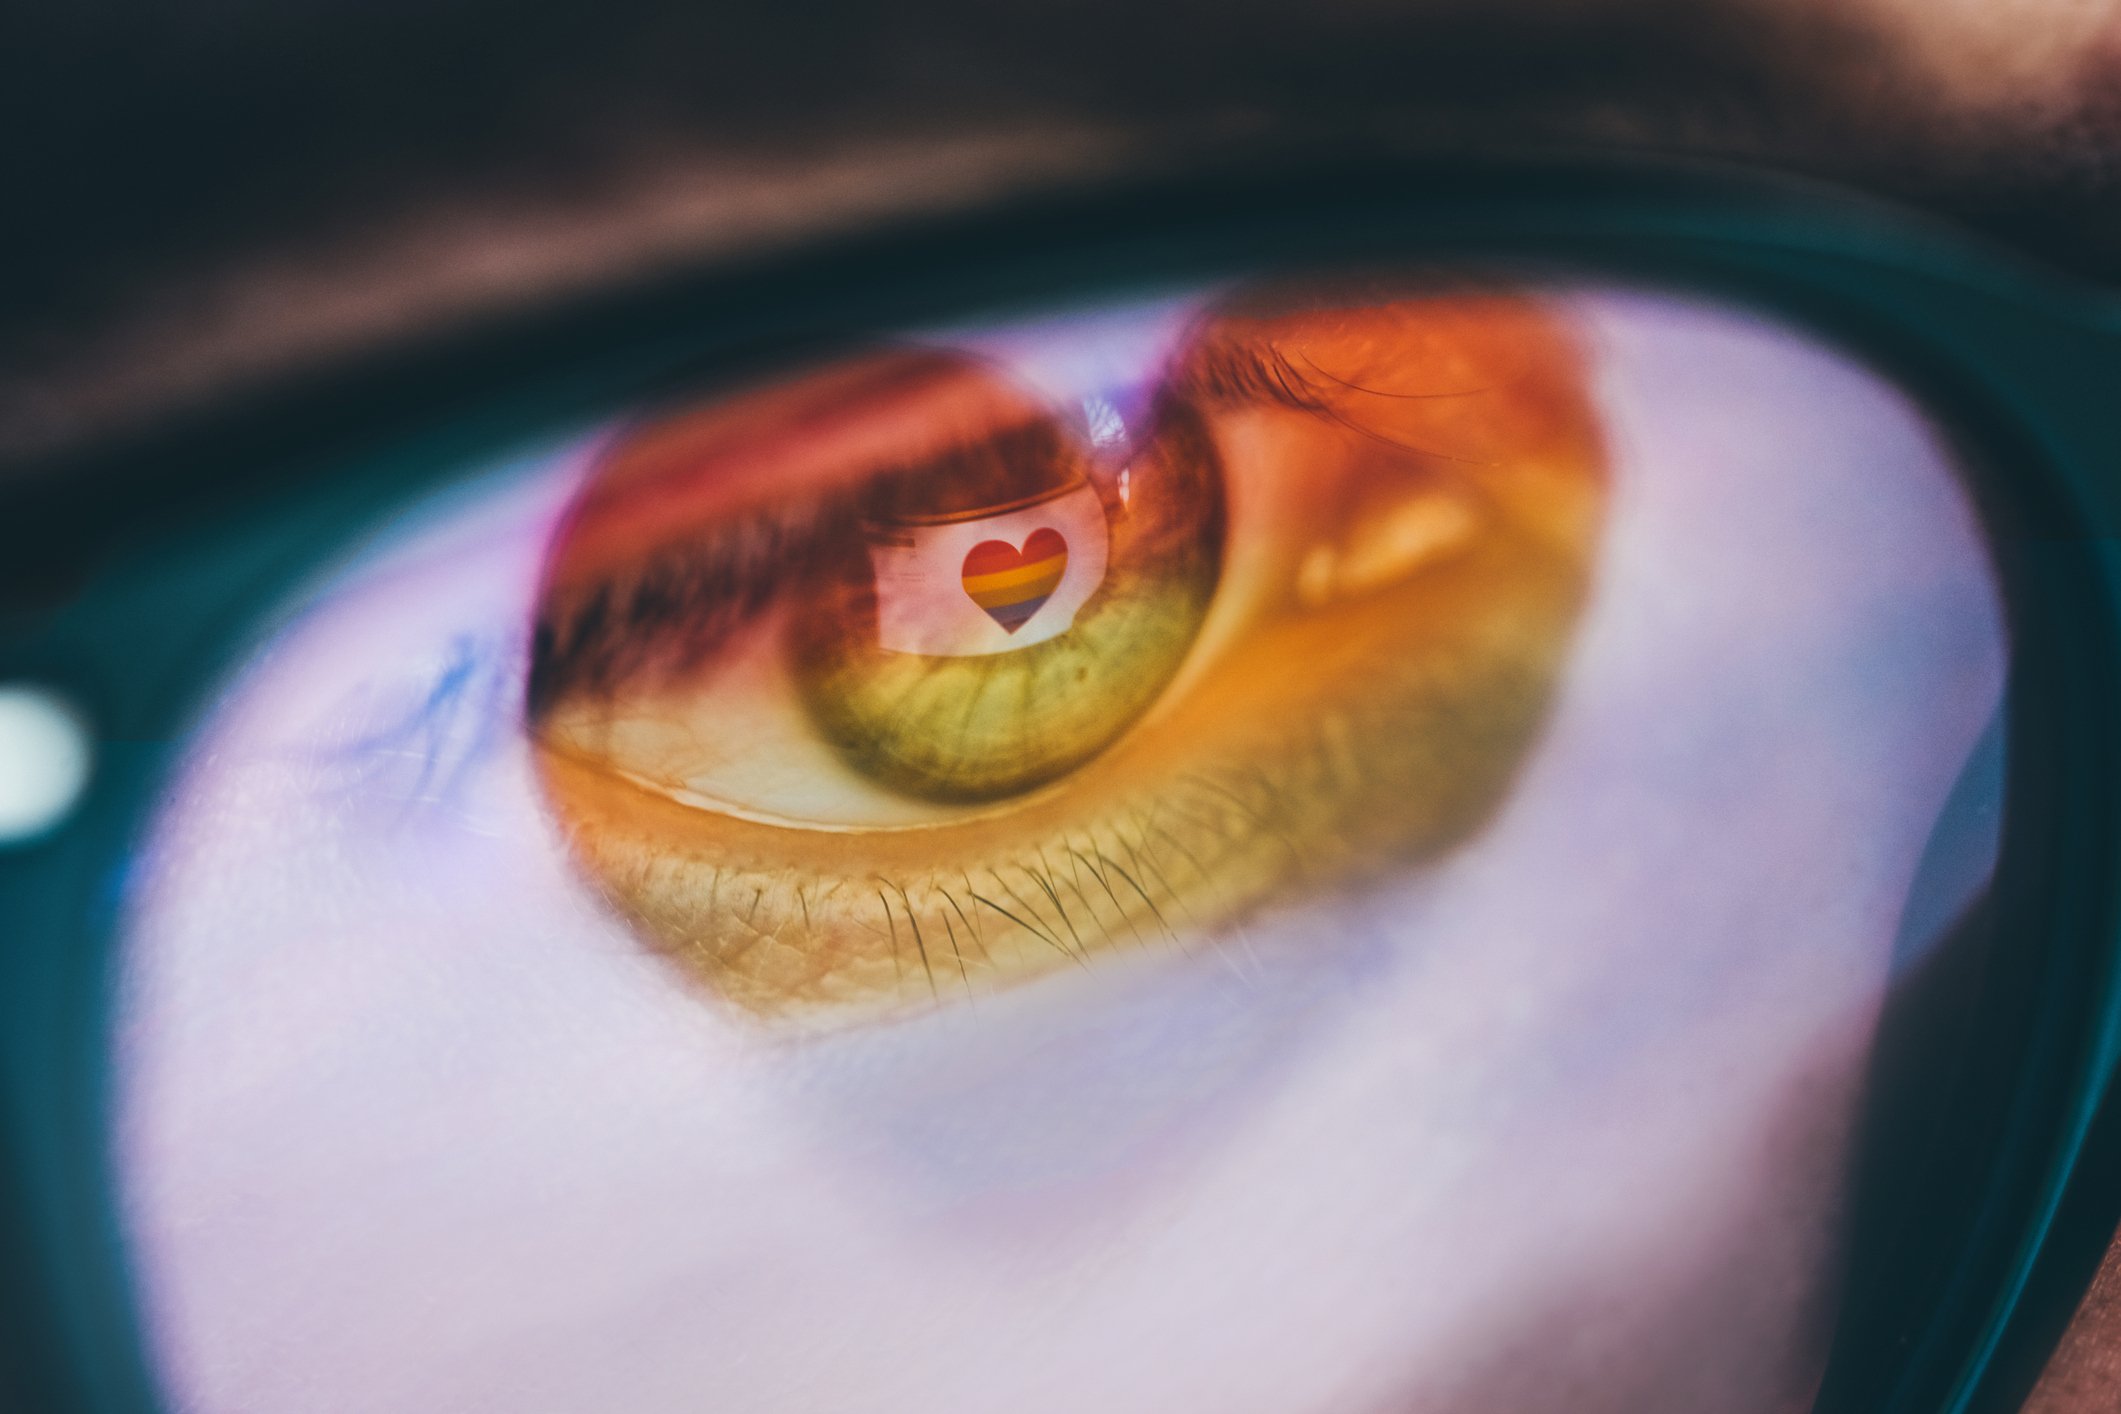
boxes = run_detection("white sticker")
[868,480,1111,657]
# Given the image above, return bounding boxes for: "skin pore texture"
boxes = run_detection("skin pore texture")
[9,0,2121,1406]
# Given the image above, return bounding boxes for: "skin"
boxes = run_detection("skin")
[112,290,2009,1412]
[7,0,2121,1406]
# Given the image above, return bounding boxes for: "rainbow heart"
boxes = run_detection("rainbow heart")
[961,528,1069,633]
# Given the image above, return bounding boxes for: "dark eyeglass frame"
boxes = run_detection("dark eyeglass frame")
[4,152,2120,1414]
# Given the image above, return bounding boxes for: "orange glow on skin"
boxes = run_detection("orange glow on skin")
[533,288,1608,1024]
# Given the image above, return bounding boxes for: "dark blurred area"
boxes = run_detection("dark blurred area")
[4,0,2121,473]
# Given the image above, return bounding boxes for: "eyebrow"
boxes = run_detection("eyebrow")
[3,0,2118,479]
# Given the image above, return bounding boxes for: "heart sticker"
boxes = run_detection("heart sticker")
[961,528,1069,633]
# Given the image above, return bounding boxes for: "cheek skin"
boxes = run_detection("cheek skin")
[535,293,1609,1024]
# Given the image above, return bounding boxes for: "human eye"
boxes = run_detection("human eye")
[531,284,1602,1020]
[108,265,2007,1414]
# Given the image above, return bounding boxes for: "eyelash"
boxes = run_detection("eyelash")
[556,747,1312,1007]
[527,497,849,714]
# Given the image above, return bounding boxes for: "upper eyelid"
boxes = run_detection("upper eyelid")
[551,351,1054,581]
[558,317,1355,580]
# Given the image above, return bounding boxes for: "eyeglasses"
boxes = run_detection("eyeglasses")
[5,153,2121,1414]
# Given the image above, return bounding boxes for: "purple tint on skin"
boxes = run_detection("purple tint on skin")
[112,290,2003,1414]
[931,289,1210,450]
